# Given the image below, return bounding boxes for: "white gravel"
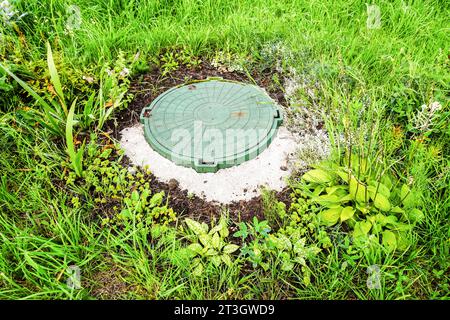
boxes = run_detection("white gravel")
[119,124,298,204]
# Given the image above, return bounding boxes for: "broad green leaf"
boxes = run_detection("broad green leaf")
[119,209,131,219]
[377,182,391,198]
[185,218,207,235]
[371,192,391,212]
[400,184,410,199]
[199,234,212,248]
[302,169,333,184]
[75,143,84,175]
[349,156,369,175]
[312,194,341,207]
[294,255,307,266]
[338,194,353,203]
[381,175,393,189]
[223,244,239,254]
[336,169,349,182]
[318,206,343,226]
[385,215,398,225]
[273,234,292,251]
[315,195,338,202]
[367,182,391,198]
[407,208,424,223]
[367,185,376,195]
[150,191,164,207]
[131,190,140,202]
[205,248,218,256]
[281,260,295,271]
[349,176,367,203]
[382,230,397,252]
[325,186,340,195]
[359,157,368,175]
[395,232,411,251]
[401,184,417,208]
[65,99,75,155]
[221,254,232,266]
[260,262,270,271]
[391,206,405,214]
[375,214,397,226]
[312,185,325,196]
[141,189,150,200]
[356,203,370,215]
[372,221,383,233]
[192,263,204,276]
[219,220,229,238]
[233,222,248,239]
[187,243,203,255]
[354,220,372,237]
[0,76,13,91]
[210,216,229,238]
[293,238,307,254]
[210,255,222,267]
[209,223,222,235]
[392,222,413,232]
[325,185,347,195]
[211,232,220,249]
[353,220,374,249]
[340,206,355,222]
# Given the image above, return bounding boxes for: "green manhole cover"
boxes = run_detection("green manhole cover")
[140,78,283,173]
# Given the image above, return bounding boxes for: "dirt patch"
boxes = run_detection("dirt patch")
[87,261,133,299]
[105,56,293,222]
[149,173,292,224]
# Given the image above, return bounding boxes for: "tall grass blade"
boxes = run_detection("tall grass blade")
[46,42,68,116]
[66,99,83,177]
[0,62,64,136]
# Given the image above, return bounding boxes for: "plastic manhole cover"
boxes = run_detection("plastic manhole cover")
[140,78,283,173]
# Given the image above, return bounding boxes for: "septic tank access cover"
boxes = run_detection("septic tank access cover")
[140,78,283,173]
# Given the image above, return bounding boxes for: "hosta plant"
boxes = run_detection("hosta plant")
[299,153,424,252]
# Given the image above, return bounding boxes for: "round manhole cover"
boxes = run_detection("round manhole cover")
[140,78,283,173]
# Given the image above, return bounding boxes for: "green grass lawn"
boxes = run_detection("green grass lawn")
[0,0,449,299]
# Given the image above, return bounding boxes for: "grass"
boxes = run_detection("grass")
[0,0,449,299]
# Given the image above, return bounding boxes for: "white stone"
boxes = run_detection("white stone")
[119,125,298,204]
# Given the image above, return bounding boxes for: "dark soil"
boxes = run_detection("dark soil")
[106,57,293,223]
[150,173,292,224]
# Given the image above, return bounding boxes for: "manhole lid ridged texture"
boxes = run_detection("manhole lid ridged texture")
[140,78,282,173]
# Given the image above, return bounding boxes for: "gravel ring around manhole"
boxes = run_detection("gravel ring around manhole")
[121,124,297,203]
[105,57,295,220]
